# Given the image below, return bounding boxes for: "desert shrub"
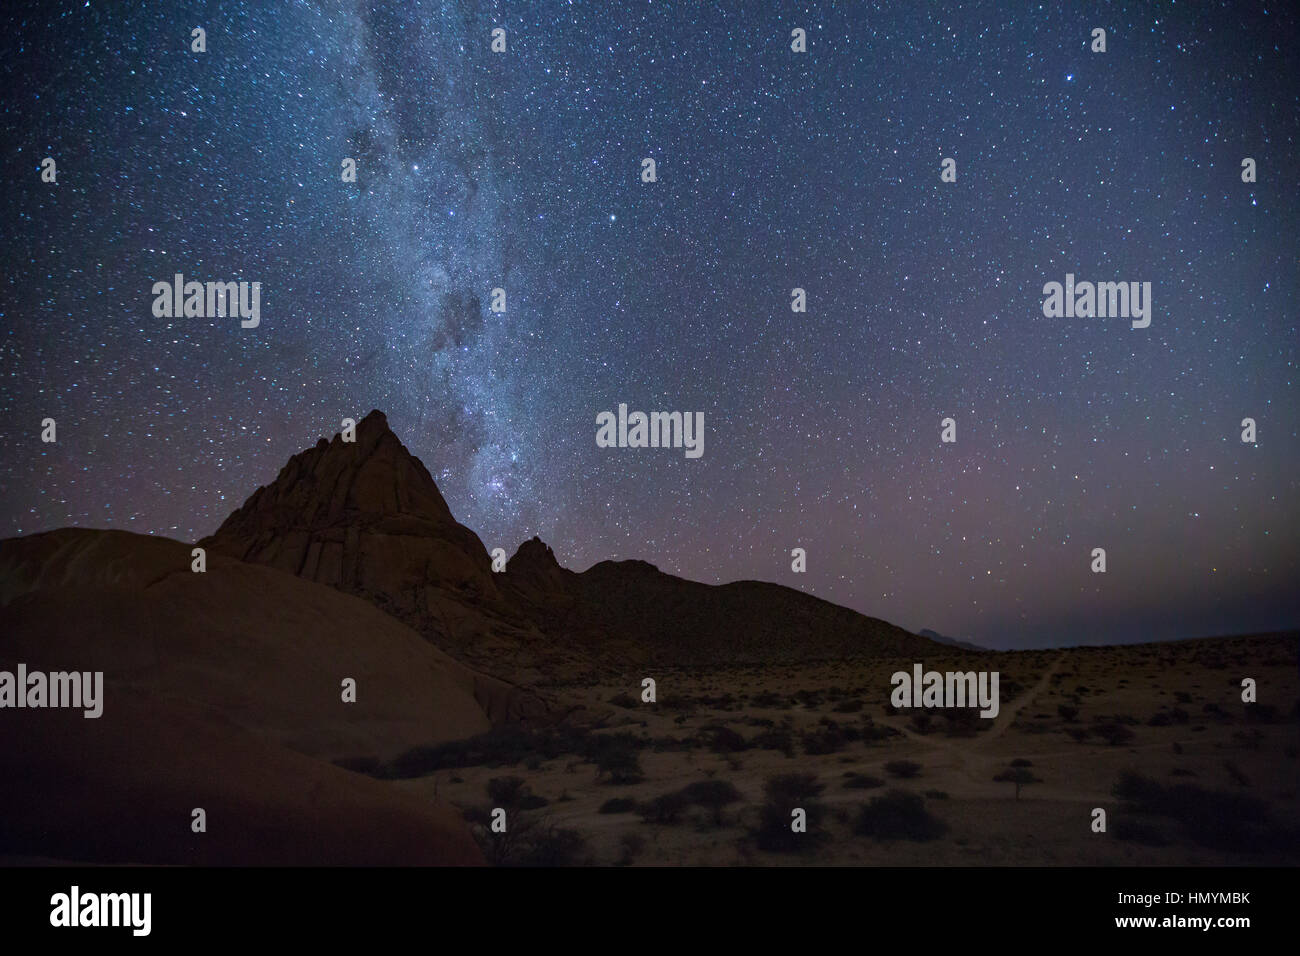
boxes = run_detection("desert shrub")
[1114,819,1170,847]
[885,759,922,779]
[599,797,638,814]
[754,774,827,852]
[1010,758,1033,767]
[697,694,741,711]
[609,692,638,709]
[794,689,825,709]
[765,773,825,804]
[861,720,901,744]
[843,773,885,790]
[1057,704,1079,722]
[586,733,645,784]
[486,776,529,807]
[854,790,948,841]
[379,726,593,778]
[802,725,847,755]
[639,791,691,825]
[924,790,949,800]
[617,833,646,865]
[678,779,744,825]
[750,691,788,708]
[1112,770,1294,853]
[938,706,983,737]
[518,794,549,810]
[909,713,934,735]
[515,826,585,867]
[704,725,749,754]
[1244,703,1278,724]
[1093,722,1135,746]
[473,811,586,867]
[751,728,796,757]
[833,698,864,714]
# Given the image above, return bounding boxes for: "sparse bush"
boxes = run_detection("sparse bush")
[618,832,646,865]
[1112,770,1294,853]
[599,797,637,815]
[473,810,586,866]
[487,776,529,808]
[705,725,749,754]
[844,773,885,790]
[380,726,593,778]
[609,692,637,709]
[587,733,645,784]
[639,790,690,825]
[1244,703,1278,724]
[1114,819,1170,847]
[751,728,796,757]
[754,774,826,852]
[1093,722,1135,746]
[885,759,922,779]
[861,720,900,744]
[802,724,847,755]
[1057,704,1079,722]
[854,790,948,841]
[679,779,744,825]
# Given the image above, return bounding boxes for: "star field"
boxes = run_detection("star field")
[1,1,1296,648]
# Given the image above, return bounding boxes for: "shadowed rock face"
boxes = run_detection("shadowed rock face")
[203,409,515,633]
[0,527,487,865]
[200,412,577,697]
[204,410,941,676]
[500,553,942,668]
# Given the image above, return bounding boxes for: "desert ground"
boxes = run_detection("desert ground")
[382,635,1299,865]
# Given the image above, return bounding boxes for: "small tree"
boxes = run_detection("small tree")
[680,779,743,826]
[994,766,1041,800]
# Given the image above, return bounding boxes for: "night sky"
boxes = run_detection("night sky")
[2,1,1296,649]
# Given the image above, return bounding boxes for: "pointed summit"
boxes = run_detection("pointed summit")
[498,536,577,634]
[504,535,571,591]
[509,535,560,570]
[202,412,503,620]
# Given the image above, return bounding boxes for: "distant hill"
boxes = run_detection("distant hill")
[919,628,989,652]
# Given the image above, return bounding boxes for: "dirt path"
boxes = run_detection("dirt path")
[979,652,1066,744]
